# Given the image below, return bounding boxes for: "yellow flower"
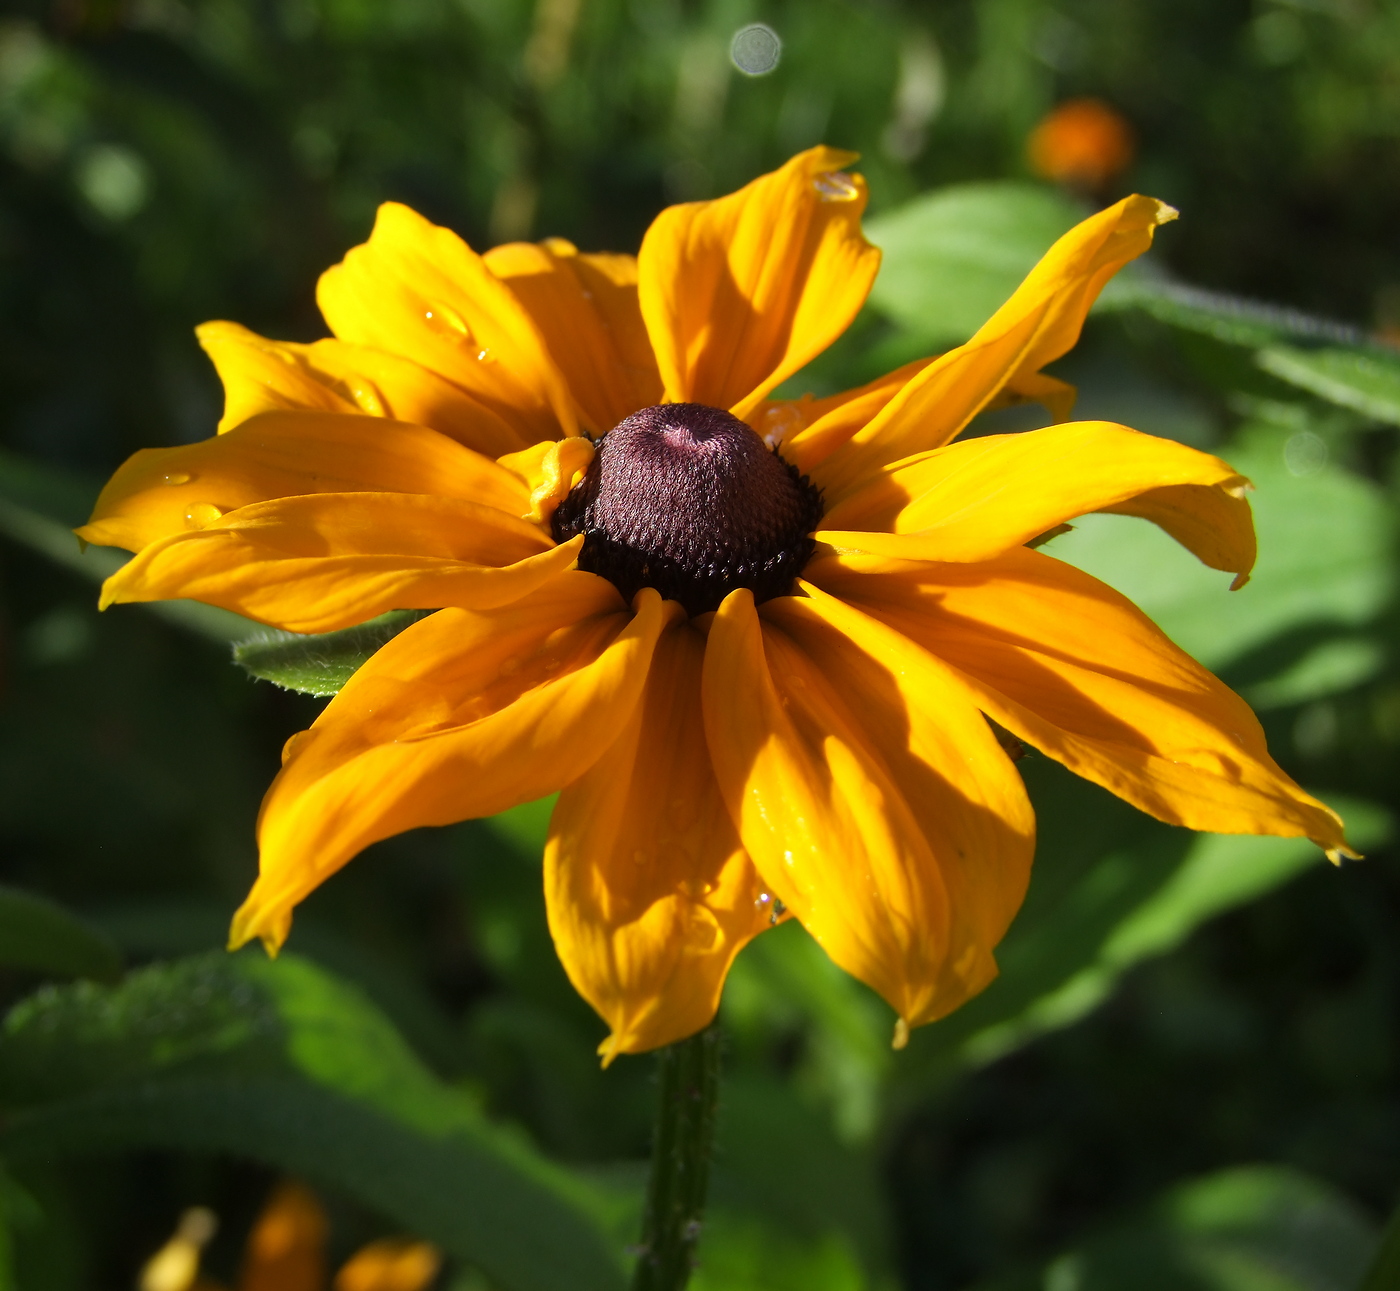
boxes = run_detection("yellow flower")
[81,148,1351,1060]
[139,1181,440,1291]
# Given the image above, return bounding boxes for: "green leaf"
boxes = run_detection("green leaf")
[864,182,1086,348]
[0,952,626,1291]
[1257,344,1400,426]
[1109,279,1368,350]
[1048,419,1395,674]
[0,886,122,983]
[232,610,431,696]
[979,1166,1377,1291]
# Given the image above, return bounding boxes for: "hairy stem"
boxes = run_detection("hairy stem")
[630,1026,722,1291]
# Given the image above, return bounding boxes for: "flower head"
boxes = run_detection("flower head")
[82,148,1351,1060]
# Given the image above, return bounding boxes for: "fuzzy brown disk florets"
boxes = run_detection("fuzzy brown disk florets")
[551,403,824,617]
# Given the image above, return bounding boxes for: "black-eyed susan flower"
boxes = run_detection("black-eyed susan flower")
[139,1181,440,1291]
[80,148,1351,1061]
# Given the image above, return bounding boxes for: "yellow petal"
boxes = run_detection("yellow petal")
[985,369,1078,423]
[496,435,597,526]
[316,202,578,443]
[239,1183,327,1291]
[810,546,1352,856]
[198,321,529,457]
[546,618,770,1061]
[333,1241,441,1291]
[814,195,1175,494]
[99,492,582,633]
[771,358,1076,475]
[231,582,676,953]
[1102,483,1257,590]
[820,421,1254,580]
[638,147,881,418]
[78,411,531,554]
[484,239,661,433]
[702,587,1034,1031]
[761,355,937,471]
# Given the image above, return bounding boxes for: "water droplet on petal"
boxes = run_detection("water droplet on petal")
[162,471,192,486]
[349,383,386,417]
[476,348,491,362]
[813,171,859,202]
[183,502,225,529]
[422,301,473,341]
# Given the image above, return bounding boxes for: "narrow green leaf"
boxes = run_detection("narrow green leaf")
[0,952,626,1291]
[232,611,431,696]
[0,887,121,983]
[1257,344,1400,426]
[1111,279,1368,350]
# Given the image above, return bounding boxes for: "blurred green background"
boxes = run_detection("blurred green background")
[2,1,1400,1289]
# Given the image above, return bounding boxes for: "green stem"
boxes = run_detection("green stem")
[630,1026,722,1291]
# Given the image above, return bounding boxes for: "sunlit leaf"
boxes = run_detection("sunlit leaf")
[1108,280,1367,350]
[1257,344,1400,426]
[1049,419,1395,673]
[865,182,1086,347]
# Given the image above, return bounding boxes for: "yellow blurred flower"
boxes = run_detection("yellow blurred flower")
[138,1182,440,1291]
[1028,98,1136,190]
[82,148,1350,1060]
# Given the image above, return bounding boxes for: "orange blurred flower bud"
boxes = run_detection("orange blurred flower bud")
[1027,98,1135,190]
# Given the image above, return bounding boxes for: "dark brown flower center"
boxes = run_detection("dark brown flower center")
[551,403,824,617]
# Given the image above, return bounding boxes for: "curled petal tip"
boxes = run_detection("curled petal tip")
[228,901,289,957]
[1326,844,1362,865]
[891,1017,910,1050]
[1229,572,1251,591]
[596,1036,621,1069]
[1153,199,1180,225]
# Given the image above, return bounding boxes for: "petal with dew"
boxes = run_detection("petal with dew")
[484,239,661,433]
[78,411,531,554]
[703,587,1033,1033]
[99,492,583,633]
[546,619,770,1062]
[638,147,881,418]
[820,421,1254,581]
[317,202,577,443]
[231,582,676,953]
[810,546,1352,858]
[198,321,529,457]
[814,195,1174,497]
